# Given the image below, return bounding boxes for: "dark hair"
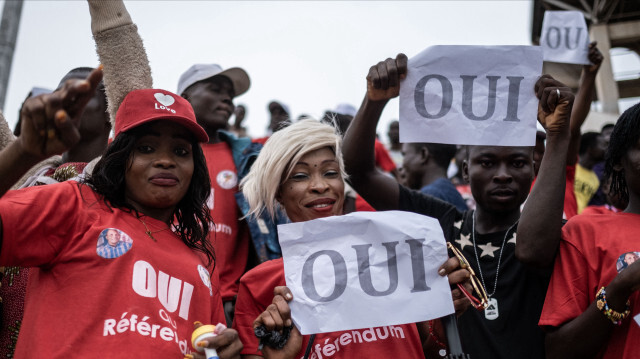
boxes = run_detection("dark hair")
[409,142,457,170]
[604,102,640,206]
[579,132,602,155]
[85,124,215,268]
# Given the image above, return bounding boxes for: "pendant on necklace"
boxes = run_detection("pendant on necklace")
[485,297,499,320]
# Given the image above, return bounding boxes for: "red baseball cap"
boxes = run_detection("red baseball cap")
[115,89,209,142]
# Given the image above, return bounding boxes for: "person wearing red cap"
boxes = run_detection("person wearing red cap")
[0,68,242,358]
[88,0,287,330]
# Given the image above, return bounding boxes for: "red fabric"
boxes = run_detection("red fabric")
[202,143,249,302]
[540,213,640,358]
[581,205,622,216]
[0,182,225,357]
[455,183,475,210]
[355,194,376,212]
[253,136,269,145]
[233,258,425,358]
[374,139,396,173]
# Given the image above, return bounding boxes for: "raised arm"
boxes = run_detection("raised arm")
[88,0,152,123]
[515,75,573,268]
[567,42,603,165]
[343,54,407,210]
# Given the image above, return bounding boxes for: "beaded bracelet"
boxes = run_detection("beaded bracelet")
[595,287,631,325]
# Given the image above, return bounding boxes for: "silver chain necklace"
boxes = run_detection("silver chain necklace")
[471,212,518,298]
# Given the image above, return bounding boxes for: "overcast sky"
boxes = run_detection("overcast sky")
[1,1,637,140]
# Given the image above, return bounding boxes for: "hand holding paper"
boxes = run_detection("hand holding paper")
[585,42,604,74]
[535,75,574,136]
[366,54,408,102]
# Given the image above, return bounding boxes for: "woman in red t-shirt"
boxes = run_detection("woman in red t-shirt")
[235,119,471,359]
[0,69,242,358]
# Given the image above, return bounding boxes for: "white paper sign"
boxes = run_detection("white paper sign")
[399,45,542,146]
[279,211,454,335]
[541,11,590,65]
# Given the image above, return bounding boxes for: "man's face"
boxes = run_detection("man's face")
[106,229,120,247]
[184,76,235,134]
[401,143,424,190]
[388,121,400,145]
[269,103,290,132]
[463,146,534,213]
[591,135,607,162]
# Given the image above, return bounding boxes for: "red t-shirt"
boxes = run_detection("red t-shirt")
[540,213,640,358]
[0,182,225,357]
[202,142,250,302]
[233,258,425,358]
[374,139,396,173]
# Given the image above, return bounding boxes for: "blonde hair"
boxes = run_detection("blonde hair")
[241,119,346,220]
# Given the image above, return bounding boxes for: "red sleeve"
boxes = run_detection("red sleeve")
[0,182,82,267]
[374,140,396,173]
[209,267,227,325]
[232,259,286,356]
[539,220,594,328]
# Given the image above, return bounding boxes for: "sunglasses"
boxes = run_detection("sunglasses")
[447,242,489,310]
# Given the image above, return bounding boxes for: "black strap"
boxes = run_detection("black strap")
[302,334,316,359]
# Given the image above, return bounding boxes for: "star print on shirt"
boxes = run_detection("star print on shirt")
[507,232,516,245]
[477,242,500,258]
[456,233,473,250]
[454,220,463,229]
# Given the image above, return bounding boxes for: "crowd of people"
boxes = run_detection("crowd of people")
[0,1,637,358]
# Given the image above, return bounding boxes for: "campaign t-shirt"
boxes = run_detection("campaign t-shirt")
[202,142,250,302]
[0,182,225,358]
[540,213,640,358]
[233,258,425,358]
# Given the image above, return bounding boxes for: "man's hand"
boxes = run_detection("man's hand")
[534,75,574,136]
[585,42,604,75]
[366,54,408,102]
[17,66,103,159]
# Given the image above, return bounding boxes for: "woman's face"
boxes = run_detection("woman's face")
[625,252,638,265]
[278,147,344,223]
[124,121,195,219]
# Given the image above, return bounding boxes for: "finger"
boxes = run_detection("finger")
[396,53,408,79]
[54,110,81,149]
[62,66,104,116]
[22,95,48,136]
[447,268,471,286]
[213,329,243,358]
[273,286,293,301]
[368,65,381,89]
[534,74,553,97]
[540,87,552,114]
[438,256,461,276]
[272,294,293,327]
[377,60,389,90]
[386,57,399,88]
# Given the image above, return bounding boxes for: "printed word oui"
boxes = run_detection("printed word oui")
[301,239,430,302]
[155,102,177,113]
[545,26,584,50]
[414,74,524,122]
[131,260,194,320]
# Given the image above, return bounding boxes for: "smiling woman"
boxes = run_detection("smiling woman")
[0,73,243,358]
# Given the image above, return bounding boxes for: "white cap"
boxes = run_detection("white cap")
[177,64,250,97]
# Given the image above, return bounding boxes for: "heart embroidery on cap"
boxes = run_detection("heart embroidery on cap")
[154,93,175,107]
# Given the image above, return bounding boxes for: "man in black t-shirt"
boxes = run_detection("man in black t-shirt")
[342,54,574,359]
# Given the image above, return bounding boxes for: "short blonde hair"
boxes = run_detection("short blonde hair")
[241,119,346,220]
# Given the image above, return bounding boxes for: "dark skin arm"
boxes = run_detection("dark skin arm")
[545,255,640,358]
[0,67,103,248]
[515,75,574,268]
[567,42,604,165]
[342,54,408,210]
